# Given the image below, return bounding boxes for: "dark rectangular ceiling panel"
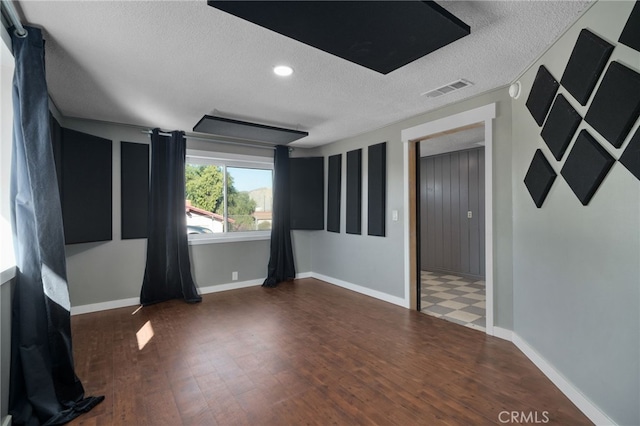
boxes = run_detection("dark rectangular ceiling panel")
[208,1,470,74]
[193,115,308,144]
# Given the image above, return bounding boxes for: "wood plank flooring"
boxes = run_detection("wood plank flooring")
[68,278,591,425]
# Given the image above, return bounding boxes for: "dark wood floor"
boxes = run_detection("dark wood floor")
[68,278,591,425]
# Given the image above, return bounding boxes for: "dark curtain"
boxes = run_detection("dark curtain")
[263,145,296,287]
[140,129,202,305]
[9,26,103,425]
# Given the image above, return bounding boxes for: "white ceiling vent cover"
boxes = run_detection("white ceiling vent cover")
[421,79,473,98]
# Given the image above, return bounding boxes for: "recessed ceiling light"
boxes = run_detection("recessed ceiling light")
[273,65,293,77]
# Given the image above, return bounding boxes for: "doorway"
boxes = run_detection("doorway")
[419,126,486,331]
[401,104,496,335]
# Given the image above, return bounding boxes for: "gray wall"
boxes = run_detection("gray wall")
[421,148,485,278]
[307,88,514,328]
[0,278,12,425]
[60,118,312,307]
[511,2,639,424]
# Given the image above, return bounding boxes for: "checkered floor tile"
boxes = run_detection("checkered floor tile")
[420,270,486,332]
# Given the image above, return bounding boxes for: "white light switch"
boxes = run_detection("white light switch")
[392,210,399,221]
[467,211,472,219]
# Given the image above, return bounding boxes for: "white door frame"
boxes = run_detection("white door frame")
[401,103,496,335]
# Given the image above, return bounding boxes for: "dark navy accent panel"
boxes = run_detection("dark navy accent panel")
[60,128,113,244]
[121,142,149,239]
[368,142,386,237]
[346,149,362,234]
[327,154,342,233]
[290,157,324,230]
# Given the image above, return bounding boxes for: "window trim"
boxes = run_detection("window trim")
[1,25,16,282]
[185,149,273,245]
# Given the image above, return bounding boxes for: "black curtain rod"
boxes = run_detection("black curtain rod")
[1,0,27,37]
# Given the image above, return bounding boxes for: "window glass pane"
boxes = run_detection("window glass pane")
[185,163,226,234]
[184,162,273,235]
[227,167,272,232]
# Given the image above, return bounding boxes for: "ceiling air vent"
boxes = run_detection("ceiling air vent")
[422,79,473,98]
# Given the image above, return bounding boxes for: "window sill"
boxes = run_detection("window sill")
[0,264,15,285]
[188,232,271,245]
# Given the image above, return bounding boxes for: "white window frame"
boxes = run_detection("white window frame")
[0,25,15,282]
[185,149,273,245]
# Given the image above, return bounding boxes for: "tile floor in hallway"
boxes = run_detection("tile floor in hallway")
[420,270,486,331]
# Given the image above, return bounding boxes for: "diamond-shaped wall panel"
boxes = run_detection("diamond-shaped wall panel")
[619,128,640,181]
[585,61,640,149]
[561,29,614,106]
[561,130,615,205]
[524,149,557,208]
[619,1,640,53]
[541,94,582,161]
[526,66,560,127]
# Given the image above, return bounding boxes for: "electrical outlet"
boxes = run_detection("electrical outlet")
[467,211,472,219]
[232,271,238,281]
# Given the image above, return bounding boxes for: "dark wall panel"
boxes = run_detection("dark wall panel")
[368,142,386,236]
[420,148,485,278]
[121,142,149,239]
[49,113,63,197]
[327,154,342,233]
[61,128,112,244]
[346,149,362,235]
[290,157,324,230]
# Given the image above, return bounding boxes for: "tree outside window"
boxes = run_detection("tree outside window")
[185,163,272,233]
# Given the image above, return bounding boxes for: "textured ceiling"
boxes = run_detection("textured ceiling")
[16,1,591,147]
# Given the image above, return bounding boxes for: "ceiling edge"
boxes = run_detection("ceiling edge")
[510,1,597,85]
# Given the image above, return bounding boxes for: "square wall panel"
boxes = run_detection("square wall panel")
[526,66,560,127]
[585,61,640,148]
[541,94,582,161]
[524,149,557,208]
[619,1,640,52]
[561,130,615,206]
[560,29,614,106]
[619,128,640,181]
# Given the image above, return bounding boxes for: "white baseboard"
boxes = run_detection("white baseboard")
[511,333,615,426]
[492,326,513,342]
[489,328,615,425]
[199,279,262,295]
[1,414,11,426]
[71,297,139,316]
[310,272,407,308]
[70,273,314,315]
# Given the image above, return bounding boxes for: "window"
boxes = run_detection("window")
[185,150,273,243]
[0,27,15,278]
